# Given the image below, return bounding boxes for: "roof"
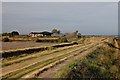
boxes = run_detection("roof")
[30,31,52,35]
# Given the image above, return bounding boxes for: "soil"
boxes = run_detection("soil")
[1,42,58,50]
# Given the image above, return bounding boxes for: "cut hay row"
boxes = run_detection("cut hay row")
[2,41,93,79]
[1,42,78,58]
[2,44,84,67]
[2,44,87,79]
[22,43,99,78]
[22,42,101,78]
[2,41,100,79]
[2,38,108,79]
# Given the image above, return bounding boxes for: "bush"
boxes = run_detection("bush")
[11,31,19,36]
[67,45,119,79]
[58,37,68,43]
[35,39,40,42]
[35,38,68,43]
[2,37,10,42]
[2,33,12,37]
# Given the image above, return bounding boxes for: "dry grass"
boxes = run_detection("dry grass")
[1,42,79,58]
[2,44,80,67]
[117,41,120,48]
[55,41,120,79]
[2,44,85,79]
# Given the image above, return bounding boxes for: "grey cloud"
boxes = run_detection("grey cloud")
[2,2,118,35]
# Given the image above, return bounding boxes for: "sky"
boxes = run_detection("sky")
[2,2,118,35]
[2,0,120,2]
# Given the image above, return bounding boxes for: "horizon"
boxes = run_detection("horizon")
[1,30,119,36]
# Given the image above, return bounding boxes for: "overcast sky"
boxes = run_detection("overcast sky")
[2,2,118,35]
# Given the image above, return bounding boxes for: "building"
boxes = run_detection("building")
[29,31,52,37]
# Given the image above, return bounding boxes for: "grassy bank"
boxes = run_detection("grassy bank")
[56,42,120,79]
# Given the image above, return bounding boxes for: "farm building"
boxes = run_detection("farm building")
[29,31,52,37]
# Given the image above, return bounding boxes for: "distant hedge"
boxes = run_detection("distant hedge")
[2,37,10,42]
[36,37,68,43]
[59,37,68,43]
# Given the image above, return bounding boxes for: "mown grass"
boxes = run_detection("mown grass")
[2,44,86,79]
[2,42,79,59]
[2,44,82,67]
[3,40,91,67]
[56,41,120,79]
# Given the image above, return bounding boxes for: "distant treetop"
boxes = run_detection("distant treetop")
[11,31,19,36]
[52,28,60,34]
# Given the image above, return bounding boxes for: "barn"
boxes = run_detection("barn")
[29,31,52,37]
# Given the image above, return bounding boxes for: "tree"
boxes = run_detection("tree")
[11,31,19,36]
[2,33,12,36]
[52,29,60,34]
[75,30,78,34]
[2,37,10,42]
[73,30,81,38]
[77,33,81,38]
[57,30,60,34]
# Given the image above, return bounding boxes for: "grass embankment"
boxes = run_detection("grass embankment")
[2,43,88,79]
[56,41,120,79]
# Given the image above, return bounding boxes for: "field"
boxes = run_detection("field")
[1,42,58,50]
[1,36,120,79]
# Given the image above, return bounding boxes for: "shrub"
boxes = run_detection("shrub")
[11,31,19,36]
[2,37,10,42]
[35,39,40,42]
[58,37,68,43]
[35,38,68,43]
[2,33,12,37]
[66,45,119,78]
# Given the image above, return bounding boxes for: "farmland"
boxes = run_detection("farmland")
[1,36,120,79]
[1,42,58,50]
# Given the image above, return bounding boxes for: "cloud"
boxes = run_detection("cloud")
[2,2,118,35]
